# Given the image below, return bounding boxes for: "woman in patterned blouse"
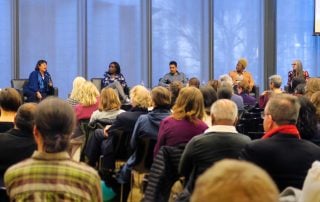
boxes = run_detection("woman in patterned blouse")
[287,59,310,93]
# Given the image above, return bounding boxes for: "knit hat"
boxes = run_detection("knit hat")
[238,58,248,68]
[300,161,320,202]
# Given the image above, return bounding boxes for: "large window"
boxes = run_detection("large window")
[0,0,12,88]
[19,0,79,98]
[87,0,145,87]
[152,0,210,86]
[214,0,264,89]
[277,0,319,87]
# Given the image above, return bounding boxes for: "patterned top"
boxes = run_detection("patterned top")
[287,70,310,86]
[4,151,102,202]
[102,72,127,88]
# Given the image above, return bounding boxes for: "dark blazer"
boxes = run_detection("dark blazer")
[0,129,36,186]
[241,132,320,191]
[179,132,251,191]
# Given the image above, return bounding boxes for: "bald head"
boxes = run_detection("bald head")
[210,99,238,125]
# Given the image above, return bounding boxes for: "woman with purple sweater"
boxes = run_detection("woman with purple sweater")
[153,86,208,157]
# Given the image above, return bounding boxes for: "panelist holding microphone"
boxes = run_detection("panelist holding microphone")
[23,59,54,102]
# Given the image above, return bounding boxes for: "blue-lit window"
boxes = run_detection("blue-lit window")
[214,0,264,89]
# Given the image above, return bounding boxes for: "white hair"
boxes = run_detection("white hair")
[210,99,238,122]
[219,74,233,85]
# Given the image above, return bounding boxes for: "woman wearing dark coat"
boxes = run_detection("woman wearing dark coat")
[23,59,53,102]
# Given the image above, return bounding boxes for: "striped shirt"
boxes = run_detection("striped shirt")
[4,151,102,202]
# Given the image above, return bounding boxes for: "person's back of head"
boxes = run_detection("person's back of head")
[172,86,205,122]
[310,91,320,121]
[200,86,217,115]
[99,87,121,111]
[237,80,250,94]
[34,97,75,153]
[305,78,320,99]
[188,77,200,88]
[169,80,183,107]
[151,86,171,109]
[78,81,100,106]
[294,83,306,95]
[130,85,151,108]
[269,75,282,89]
[14,103,37,134]
[207,80,220,92]
[70,76,86,100]
[0,88,22,112]
[191,159,279,202]
[219,74,233,85]
[210,99,238,125]
[217,86,232,99]
[265,94,300,126]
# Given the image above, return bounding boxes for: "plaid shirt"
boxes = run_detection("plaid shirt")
[4,151,102,202]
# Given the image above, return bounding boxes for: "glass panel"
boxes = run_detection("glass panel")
[277,0,319,88]
[0,0,12,88]
[87,0,145,87]
[19,0,78,98]
[152,0,210,86]
[214,0,264,89]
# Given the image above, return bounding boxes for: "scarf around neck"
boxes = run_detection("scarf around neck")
[262,124,300,139]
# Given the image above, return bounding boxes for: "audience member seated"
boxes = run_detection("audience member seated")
[287,59,309,93]
[229,58,255,92]
[74,81,100,122]
[169,80,183,107]
[241,94,320,191]
[207,79,220,92]
[90,87,125,123]
[153,86,208,157]
[23,59,54,102]
[199,85,217,126]
[191,159,279,202]
[294,83,306,96]
[0,88,22,132]
[4,97,102,201]
[219,76,244,110]
[217,85,232,100]
[280,161,320,202]
[237,80,257,106]
[304,78,320,99]
[66,76,86,107]
[102,61,129,103]
[188,77,200,88]
[116,86,171,185]
[0,103,37,187]
[310,91,320,137]
[159,61,188,88]
[259,75,283,109]
[296,96,320,146]
[289,77,306,94]
[178,99,251,201]
[85,85,151,170]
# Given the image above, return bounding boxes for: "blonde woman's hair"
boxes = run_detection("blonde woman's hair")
[98,87,121,111]
[172,86,205,122]
[305,78,320,99]
[310,91,320,121]
[78,81,100,106]
[151,86,171,108]
[69,76,86,100]
[130,85,151,108]
[191,159,279,202]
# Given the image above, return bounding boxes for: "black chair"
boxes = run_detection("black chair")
[0,187,9,202]
[90,78,103,92]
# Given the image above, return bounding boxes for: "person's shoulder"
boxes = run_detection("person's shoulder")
[5,157,34,175]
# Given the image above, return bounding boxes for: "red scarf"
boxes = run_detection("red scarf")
[262,125,300,139]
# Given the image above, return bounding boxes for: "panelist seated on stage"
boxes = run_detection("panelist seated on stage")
[287,59,310,93]
[159,60,188,88]
[229,58,254,92]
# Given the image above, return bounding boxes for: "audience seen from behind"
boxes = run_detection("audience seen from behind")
[66,76,86,107]
[219,77,244,110]
[85,85,151,171]
[116,86,172,184]
[304,77,320,99]
[207,79,220,92]
[188,77,200,88]
[0,88,22,132]
[310,91,320,136]
[236,80,257,106]
[199,85,218,126]
[153,86,208,157]
[229,58,255,92]
[259,74,283,109]
[287,59,309,93]
[169,80,183,107]
[23,59,54,102]
[178,99,251,201]
[296,96,320,146]
[241,94,320,191]
[89,87,125,123]
[4,97,102,201]
[0,103,37,187]
[191,159,279,202]
[102,61,130,103]
[159,61,188,88]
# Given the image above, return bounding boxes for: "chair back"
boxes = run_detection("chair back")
[11,79,28,90]
[133,137,157,173]
[91,78,103,92]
